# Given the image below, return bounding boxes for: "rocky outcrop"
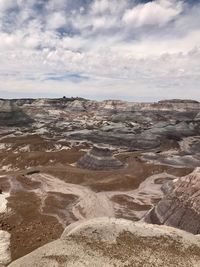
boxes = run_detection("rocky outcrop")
[77,146,125,170]
[0,230,11,266]
[157,99,200,111]
[1,97,199,135]
[0,100,33,127]
[159,99,199,104]
[8,217,200,267]
[195,112,200,121]
[144,168,200,234]
[147,121,197,139]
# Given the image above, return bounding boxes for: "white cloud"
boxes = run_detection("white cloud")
[0,32,21,49]
[91,0,110,14]
[123,0,183,27]
[91,0,127,15]
[0,0,17,11]
[47,12,67,29]
[45,0,68,11]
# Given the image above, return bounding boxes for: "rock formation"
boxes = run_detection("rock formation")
[0,230,10,266]
[77,146,125,170]
[0,99,33,126]
[8,217,200,267]
[144,168,200,234]
[195,112,200,121]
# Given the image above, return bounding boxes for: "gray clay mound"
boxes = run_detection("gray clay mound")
[0,100,33,126]
[77,146,125,170]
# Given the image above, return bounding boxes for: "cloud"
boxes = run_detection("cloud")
[91,0,127,15]
[123,0,183,27]
[0,0,17,11]
[47,12,67,29]
[0,0,199,100]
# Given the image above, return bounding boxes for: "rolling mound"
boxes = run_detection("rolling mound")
[77,146,125,170]
[8,217,200,267]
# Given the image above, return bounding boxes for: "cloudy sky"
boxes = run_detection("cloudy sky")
[0,0,200,101]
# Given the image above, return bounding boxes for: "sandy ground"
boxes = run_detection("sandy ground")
[29,173,115,225]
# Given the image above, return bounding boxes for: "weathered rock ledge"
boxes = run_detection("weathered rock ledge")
[8,217,200,267]
[144,168,200,234]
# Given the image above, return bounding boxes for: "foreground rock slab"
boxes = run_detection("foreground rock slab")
[9,217,200,267]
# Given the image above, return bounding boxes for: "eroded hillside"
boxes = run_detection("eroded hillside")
[0,98,199,265]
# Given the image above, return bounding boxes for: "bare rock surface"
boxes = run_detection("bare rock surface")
[8,217,200,267]
[0,230,11,266]
[195,112,200,121]
[144,168,200,234]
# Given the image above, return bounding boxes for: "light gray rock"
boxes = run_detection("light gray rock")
[147,121,196,139]
[8,218,200,267]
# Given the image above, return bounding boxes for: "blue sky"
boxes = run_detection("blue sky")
[0,0,200,101]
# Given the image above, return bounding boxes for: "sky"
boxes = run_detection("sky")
[0,0,200,101]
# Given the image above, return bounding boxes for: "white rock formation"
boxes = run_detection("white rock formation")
[8,218,200,267]
[0,230,11,266]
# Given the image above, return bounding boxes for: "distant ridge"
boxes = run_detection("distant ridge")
[159,99,199,104]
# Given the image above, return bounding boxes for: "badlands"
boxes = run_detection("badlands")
[0,97,200,266]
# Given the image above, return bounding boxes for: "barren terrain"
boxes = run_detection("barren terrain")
[0,98,199,265]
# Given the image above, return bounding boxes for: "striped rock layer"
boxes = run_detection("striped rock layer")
[77,146,125,170]
[144,168,200,234]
